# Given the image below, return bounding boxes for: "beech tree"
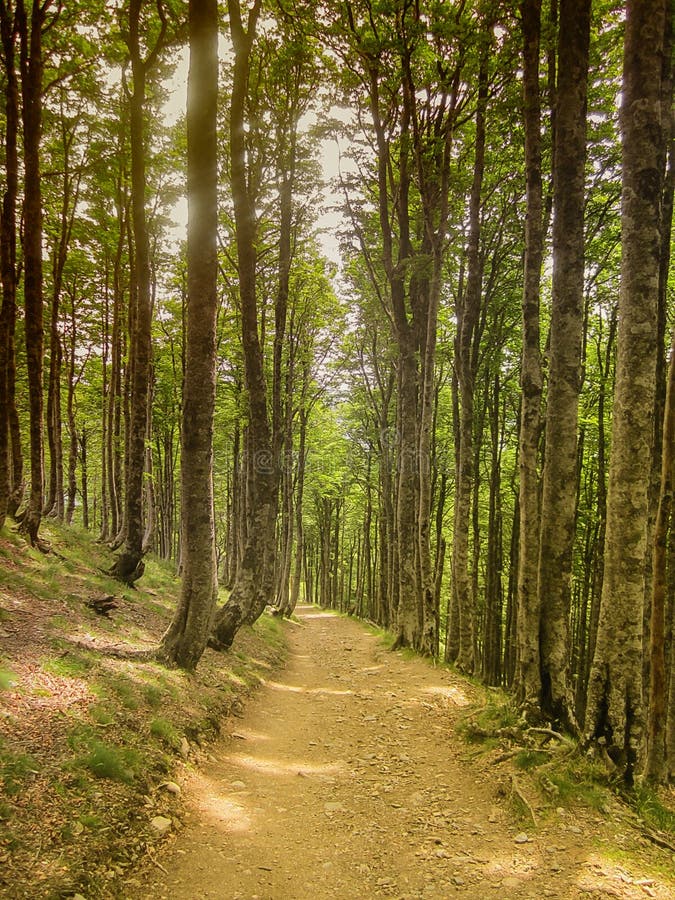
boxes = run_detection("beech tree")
[585,0,668,783]
[537,0,591,731]
[16,0,55,546]
[110,0,174,583]
[515,0,545,711]
[0,0,21,530]
[159,0,218,669]
[210,0,276,650]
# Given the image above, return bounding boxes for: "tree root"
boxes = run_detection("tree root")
[640,827,675,853]
[74,638,157,661]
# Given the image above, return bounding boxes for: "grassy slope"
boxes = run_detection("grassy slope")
[0,521,287,899]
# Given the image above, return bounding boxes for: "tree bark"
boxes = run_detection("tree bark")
[585,0,667,783]
[17,0,48,546]
[160,0,218,670]
[0,0,20,530]
[210,0,279,650]
[110,0,167,583]
[515,0,545,710]
[452,51,488,673]
[644,0,673,783]
[537,0,591,731]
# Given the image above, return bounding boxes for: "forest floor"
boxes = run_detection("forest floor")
[1,523,674,899]
[130,605,675,900]
[0,523,287,898]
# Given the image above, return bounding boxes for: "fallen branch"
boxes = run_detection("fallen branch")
[526,726,569,743]
[510,774,537,827]
[74,638,157,661]
[145,846,168,875]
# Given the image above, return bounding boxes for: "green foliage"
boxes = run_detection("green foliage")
[42,651,93,679]
[0,743,38,797]
[149,717,181,751]
[0,667,16,691]
[631,786,675,838]
[514,750,550,771]
[67,728,140,784]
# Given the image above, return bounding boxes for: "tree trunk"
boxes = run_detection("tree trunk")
[210,0,279,651]
[65,288,78,525]
[452,53,488,673]
[537,0,591,731]
[585,0,667,783]
[17,0,47,546]
[160,0,218,669]
[644,1,673,783]
[515,0,545,710]
[110,0,167,583]
[0,0,20,530]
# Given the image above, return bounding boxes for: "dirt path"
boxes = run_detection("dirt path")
[130,607,674,899]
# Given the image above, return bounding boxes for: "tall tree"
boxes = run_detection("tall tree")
[110,0,169,583]
[0,0,20,530]
[159,0,218,669]
[537,0,591,730]
[585,0,667,783]
[643,0,673,785]
[16,0,53,546]
[210,0,278,650]
[515,0,545,711]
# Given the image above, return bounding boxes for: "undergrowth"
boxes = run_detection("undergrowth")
[459,693,675,846]
[0,520,289,899]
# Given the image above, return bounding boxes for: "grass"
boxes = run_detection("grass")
[631,784,675,837]
[42,650,93,679]
[514,749,550,770]
[543,757,609,811]
[0,666,16,690]
[0,520,290,898]
[149,717,182,751]
[0,743,39,797]
[73,738,141,784]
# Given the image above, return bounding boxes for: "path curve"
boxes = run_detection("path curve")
[132,607,674,899]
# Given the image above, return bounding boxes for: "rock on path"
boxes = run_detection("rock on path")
[129,606,675,900]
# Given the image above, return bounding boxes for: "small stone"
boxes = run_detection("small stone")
[452,876,465,885]
[514,832,531,844]
[150,815,173,837]
[231,780,246,790]
[163,781,181,795]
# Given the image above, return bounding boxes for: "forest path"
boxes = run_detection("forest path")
[133,607,673,900]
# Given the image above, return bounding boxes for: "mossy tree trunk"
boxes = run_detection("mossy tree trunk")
[585,0,667,783]
[537,0,591,732]
[515,0,545,711]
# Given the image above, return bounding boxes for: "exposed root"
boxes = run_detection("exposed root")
[74,638,157,661]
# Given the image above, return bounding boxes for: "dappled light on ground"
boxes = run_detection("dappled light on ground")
[193,775,253,834]
[227,752,347,779]
[423,684,471,706]
[263,678,353,697]
[298,610,344,621]
[132,607,675,900]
